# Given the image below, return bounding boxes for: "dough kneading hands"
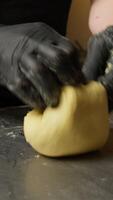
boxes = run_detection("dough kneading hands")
[24,81,109,157]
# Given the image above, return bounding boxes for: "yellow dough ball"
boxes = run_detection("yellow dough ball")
[24,81,109,157]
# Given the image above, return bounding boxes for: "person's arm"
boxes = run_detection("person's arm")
[89,0,113,34]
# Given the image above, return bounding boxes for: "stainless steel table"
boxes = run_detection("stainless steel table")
[0,106,113,200]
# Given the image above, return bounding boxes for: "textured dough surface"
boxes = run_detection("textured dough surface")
[24,81,109,157]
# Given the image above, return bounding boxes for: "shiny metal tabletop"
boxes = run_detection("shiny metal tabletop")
[0,106,113,200]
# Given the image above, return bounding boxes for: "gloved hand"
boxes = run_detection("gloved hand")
[83,26,113,112]
[0,22,85,110]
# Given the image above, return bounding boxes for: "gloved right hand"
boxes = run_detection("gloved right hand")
[83,26,113,112]
[0,22,85,110]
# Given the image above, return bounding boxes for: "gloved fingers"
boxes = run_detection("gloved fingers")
[45,38,85,85]
[98,72,113,90]
[38,43,85,85]
[7,71,46,110]
[82,35,109,81]
[50,43,86,85]
[23,31,86,85]
[19,53,61,108]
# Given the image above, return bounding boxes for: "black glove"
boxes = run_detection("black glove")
[83,26,113,112]
[0,22,85,110]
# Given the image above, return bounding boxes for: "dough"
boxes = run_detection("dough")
[24,81,109,157]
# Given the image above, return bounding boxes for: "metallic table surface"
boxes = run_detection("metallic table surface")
[0,106,113,200]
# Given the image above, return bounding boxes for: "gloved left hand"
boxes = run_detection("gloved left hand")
[0,22,85,110]
[83,26,113,112]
